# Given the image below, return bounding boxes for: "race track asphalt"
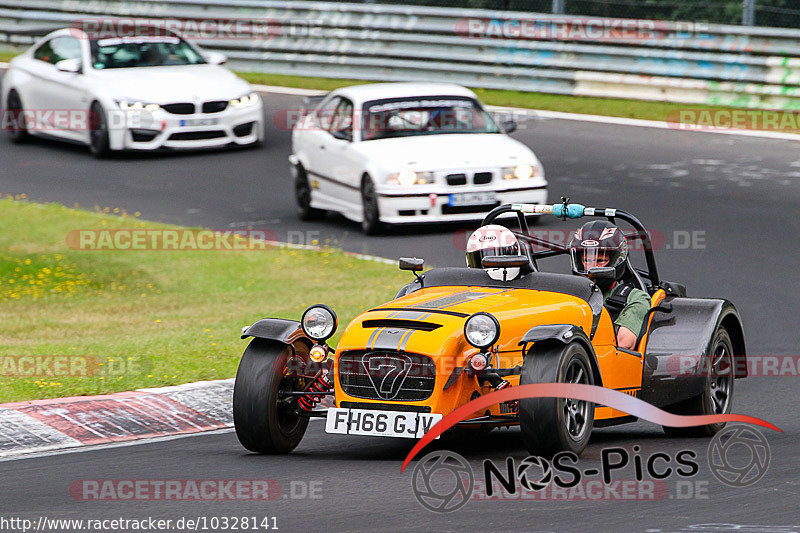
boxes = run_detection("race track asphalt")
[1,75,798,532]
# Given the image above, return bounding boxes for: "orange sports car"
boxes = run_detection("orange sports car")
[233,201,746,457]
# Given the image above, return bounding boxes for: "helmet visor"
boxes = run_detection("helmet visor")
[466,244,519,269]
[571,247,620,275]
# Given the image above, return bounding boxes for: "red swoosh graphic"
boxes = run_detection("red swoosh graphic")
[400,383,780,472]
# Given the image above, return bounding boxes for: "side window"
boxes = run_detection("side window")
[33,40,56,64]
[315,96,341,131]
[34,37,82,65]
[331,98,354,140]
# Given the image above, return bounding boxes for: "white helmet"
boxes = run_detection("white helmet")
[465,224,522,281]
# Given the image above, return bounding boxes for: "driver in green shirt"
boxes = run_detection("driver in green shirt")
[568,221,651,350]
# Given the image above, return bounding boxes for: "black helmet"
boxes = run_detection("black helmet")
[568,220,628,283]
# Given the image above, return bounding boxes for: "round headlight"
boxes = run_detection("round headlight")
[514,164,534,180]
[464,312,500,349]
[301,304,337,341]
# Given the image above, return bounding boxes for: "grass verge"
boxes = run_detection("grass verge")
[0,198,408,402]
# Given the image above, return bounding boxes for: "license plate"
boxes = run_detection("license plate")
[325,408,442,439]
[448,192,497,206]
[179,118,219,127]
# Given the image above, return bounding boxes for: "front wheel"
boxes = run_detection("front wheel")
[233,339,310,454]
[88,102,111,158]
[294,164,325,221]
[361,176,382,235]
[663,327,734,438]
[519,342,595,457]
[5,91,29,143]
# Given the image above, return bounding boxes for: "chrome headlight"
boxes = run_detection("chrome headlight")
[229,92,260,109]
[116,100,160,112]
[386,169,433,187]
[464,312,500,349]
[301,305,337,341]
[501,163,542,181]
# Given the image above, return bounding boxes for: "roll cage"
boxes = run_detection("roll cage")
[481,199,660,288]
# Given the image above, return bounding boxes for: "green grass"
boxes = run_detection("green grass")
[0,198,408,402]
[0,50,16,62]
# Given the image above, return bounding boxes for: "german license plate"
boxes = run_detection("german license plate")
[325,408,442,439]
[448,192,497,206]
[179,118,219,127]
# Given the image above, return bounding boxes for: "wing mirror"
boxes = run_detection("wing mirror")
[501,119,517,134]
[204,51,227,65]
[588,266,616,281]
[332,129,352,141]
[482,255,529,269]
[399,257,424,272]
[55,58,81,73]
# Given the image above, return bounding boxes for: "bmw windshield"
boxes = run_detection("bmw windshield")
[361,96,500,140]
[89,36,206,69]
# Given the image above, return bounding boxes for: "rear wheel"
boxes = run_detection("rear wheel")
[88,101,110,158]
[361,175,382,235]
[519,342,595,457]
[233,339,310,454]
[294,163,325,221]
[663,327,734,437]
[5,91,28,143]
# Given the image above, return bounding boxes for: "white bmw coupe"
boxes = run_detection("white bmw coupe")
[2,28,263,156]
[290,83,547,233]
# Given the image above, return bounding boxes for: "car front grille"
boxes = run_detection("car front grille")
[338,350,436,401]
[202,101,228,113]
[162,103,196,115]
[445,171,494,186]
[168,130,226,141]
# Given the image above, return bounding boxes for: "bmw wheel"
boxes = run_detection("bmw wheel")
[88,101,111,158]
[294,163,325,221]
[361,175,382,235]
[5,91,29,143]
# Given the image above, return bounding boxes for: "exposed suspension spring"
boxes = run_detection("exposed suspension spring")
[495,380,518,412]
[297,372,332,411]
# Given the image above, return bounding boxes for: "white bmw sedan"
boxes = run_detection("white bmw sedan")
[290,82,547,233]
[2,28,263,156]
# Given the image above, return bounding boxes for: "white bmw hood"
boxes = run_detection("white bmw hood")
[90,64,252,103]
[354,133,538,169]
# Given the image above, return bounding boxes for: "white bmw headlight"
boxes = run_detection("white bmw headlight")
[386,169,433,187]
[502,163,542,181]
[229,92,260,109]
[116,100,160,112]
[301,305,337,341]
[464,312,500,349]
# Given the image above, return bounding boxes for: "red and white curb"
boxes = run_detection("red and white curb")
[0,379,234,459]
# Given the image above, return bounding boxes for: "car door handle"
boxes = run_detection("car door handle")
[320,145,325,150]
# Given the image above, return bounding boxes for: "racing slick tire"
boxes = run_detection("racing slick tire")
[233,339,310,454]
[88,101,111,158]
[519,342,595,457]
[361,175,383,235]
[294,163,325,221]
[5,90,29,143]
[663,326,734,438]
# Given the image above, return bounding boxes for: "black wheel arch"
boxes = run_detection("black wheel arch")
[241,318,314,354]
[519,324,603,388]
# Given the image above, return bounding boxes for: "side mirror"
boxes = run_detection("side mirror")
[482,255,529,269]
[55,58,81,73]
[501,119,517,134]
[399,257,424,272]
[332,129,352,141]
[588,266,617,281]
[204,51,227,65]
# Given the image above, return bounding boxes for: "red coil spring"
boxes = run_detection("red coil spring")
[495,380,518,412]
[297,372,332,411]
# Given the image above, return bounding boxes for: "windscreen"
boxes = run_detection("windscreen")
[89,36,206,69]
[361,96,500,140]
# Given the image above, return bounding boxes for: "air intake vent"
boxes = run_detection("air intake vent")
[361,319,442,332]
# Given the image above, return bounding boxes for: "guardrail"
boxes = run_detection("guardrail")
[3,0,800,110]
